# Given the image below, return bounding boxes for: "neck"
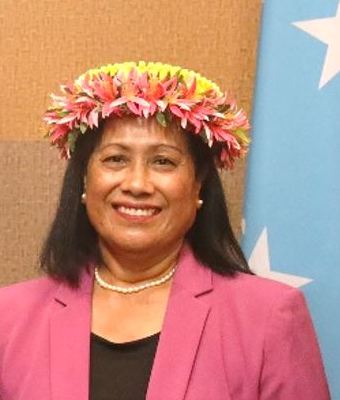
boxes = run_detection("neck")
[97,240,183,286]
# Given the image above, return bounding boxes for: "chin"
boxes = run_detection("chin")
[109,236,158,254]
[105,233,183,257]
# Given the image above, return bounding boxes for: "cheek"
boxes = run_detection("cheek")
[84,172,116,225]
[168,180,200,218]
[86,166,119,199]
[168,178,195,200]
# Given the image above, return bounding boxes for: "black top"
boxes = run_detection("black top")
[89,332,160,400]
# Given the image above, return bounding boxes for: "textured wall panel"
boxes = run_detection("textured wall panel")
[0,0,262,285]
[0,141,65,284]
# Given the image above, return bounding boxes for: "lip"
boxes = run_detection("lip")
[112,202,162,210]
[112,202,162,223]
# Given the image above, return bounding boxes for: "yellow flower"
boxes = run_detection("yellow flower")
[197,76,222,95]
[77,62,222,96]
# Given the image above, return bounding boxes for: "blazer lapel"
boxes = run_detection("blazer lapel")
[49,270,93,400]
[146,246,213,400]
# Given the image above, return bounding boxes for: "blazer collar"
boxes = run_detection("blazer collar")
[50,269,94,400]
[170,243,213,296]
[146,245,213,400]
[50,245,213,400]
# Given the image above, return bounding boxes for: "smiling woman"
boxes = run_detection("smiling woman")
[0,62,330,400]
[85,117,201,265]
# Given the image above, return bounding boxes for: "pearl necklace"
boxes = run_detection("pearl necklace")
[94,266,176,294]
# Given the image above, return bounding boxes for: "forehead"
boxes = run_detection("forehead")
[99,116,189,151]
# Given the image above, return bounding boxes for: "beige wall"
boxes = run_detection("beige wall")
[0,0,262,285]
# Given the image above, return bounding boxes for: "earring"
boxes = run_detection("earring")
[197,199,204,209]
[81,193,87,203]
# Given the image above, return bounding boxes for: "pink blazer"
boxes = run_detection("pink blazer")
[0,246,330,399]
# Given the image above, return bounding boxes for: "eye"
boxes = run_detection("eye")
[102,154,128,165]
[153,157,177,167]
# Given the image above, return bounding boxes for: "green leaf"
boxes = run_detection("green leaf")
[234,129,250,144]
[156,112,167,128]
[67,130,80,152]
[165,110,173,123]
[79,123,87,134]
[58,111,69,117]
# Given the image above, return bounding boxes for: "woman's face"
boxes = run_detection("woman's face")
[85,117,201,257]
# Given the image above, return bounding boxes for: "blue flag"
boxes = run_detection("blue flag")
[242,1,340,398]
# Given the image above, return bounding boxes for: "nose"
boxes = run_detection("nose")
[120,161,154,196]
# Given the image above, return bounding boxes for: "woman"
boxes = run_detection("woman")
[0,62,330,399]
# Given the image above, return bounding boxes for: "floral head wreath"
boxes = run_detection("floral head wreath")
[43,61,250,169]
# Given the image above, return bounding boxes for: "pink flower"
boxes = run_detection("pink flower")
[42,62,250,168]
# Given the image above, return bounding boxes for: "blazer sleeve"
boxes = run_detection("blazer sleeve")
[259,288,330,400]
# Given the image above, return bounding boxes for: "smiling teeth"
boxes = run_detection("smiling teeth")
[117,206,157,216]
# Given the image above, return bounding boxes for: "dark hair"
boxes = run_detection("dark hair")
[40,121,252,286]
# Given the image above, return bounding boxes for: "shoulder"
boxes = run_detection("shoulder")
[0,276,60,319]
[0,275,58,298]
[209,272,317,359]
[212,270,303,304]
[210,271,308,328]
[203,275,328,398]
[180,245,304,311]
[216,274,329,398]
[0,276,64,353]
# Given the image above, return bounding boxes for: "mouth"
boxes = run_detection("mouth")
[112,203,161,221]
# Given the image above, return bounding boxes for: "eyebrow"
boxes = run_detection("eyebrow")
[98,143,185,154]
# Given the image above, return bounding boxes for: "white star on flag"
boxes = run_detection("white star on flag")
[293,1,340,88]
[248,228,312,288]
